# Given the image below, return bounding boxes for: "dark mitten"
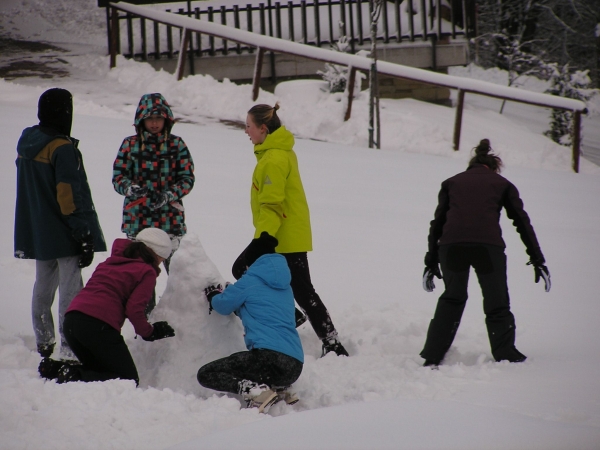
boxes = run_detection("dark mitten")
[422,252,441,292]
[204,284,224,314]
[149,191,175,210]
[143,321,175,341]
[126,184,149,199]
[204,284,224,301]
[422,267,442,292]
[78,233,95,268]
[527,260,551,292]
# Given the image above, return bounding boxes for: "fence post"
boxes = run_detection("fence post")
[344,67,357,121]
[572,110,581,173]
[176,28,191,80]
[453,89,465,151]
[252,47,266,100]
[110,7,119,68]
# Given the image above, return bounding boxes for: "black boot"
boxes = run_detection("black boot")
[38,358,65,380]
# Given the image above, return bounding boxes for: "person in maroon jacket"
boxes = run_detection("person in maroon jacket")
[37,228,175,385]
[420,139,551,367]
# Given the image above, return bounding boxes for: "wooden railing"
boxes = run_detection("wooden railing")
[103,0,470,62]
[108,2,588,173]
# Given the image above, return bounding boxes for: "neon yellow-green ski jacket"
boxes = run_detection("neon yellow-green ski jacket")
[251,126,312,253]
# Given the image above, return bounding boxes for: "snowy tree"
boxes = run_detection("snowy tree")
[472,0,600,87]
[544,65,593,146]
[317,33,351,93]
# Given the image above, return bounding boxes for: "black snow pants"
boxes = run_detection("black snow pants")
[420,244,520,363]
[63,311,139,385]
[197,349,303,394]
[232,250,338,341]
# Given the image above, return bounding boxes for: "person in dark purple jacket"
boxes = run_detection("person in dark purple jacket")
[420,139,551,367]
[37,228,176,385]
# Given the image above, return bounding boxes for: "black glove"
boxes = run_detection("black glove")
[204,284,224,301]
[78,233,95,269]
[142,321,175,341]
[204,284,224,314]
[422,252,442,292]
[423,267,442,292]
[149,191,175,210]
[527,260,551,292]
[126,184,149,199]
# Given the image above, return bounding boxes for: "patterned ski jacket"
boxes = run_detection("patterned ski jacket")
[66,239,157,338]
[14,125,106,260]
[112,93,194,237]
[428,163,545,262]
[251,126,312,253]
[211,253,304,363]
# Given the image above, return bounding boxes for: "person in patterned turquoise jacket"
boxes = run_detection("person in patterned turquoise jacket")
[112,93,195,312]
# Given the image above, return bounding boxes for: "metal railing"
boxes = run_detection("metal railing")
[107,2,587,173]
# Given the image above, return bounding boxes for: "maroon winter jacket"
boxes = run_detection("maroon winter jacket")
[66,239,158,338]
[428,164,544,262]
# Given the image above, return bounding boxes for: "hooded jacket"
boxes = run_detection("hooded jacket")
[112,93,195,237]
[14,125,106,260]
[211,253,304,363]
[428,164,544,262]
[66,239,157,338]
[251,126,312,253]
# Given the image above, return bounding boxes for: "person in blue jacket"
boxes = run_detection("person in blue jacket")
[14,88,106,360]
[197,232,303,412]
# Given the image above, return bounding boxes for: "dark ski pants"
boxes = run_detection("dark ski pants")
[63,311,139,385]
[420,244,519,363]
[197,349,303,394]
[233,250,338,340]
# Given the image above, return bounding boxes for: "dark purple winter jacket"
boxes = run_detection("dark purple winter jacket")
[66,239,158,338]
[427,164,544,262]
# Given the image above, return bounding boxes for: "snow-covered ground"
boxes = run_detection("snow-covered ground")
[1,1,600,449]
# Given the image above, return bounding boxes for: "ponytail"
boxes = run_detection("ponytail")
[468,139,503,173]
[248,103,281,134]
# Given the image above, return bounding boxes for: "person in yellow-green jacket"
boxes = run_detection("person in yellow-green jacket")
[232,103,348,357]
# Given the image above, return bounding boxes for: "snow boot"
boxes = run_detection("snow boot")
[494,347,527,363]
[321,337,349,357]
[240,381,279,413]
[56,363,82,384]
[38,358,65,380]
[274,387,299,406]
[423,359,440,369]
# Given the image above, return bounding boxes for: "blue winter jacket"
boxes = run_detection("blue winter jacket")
[211,254,304,363]
[14,125,106,260]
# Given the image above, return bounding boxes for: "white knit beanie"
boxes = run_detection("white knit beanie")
[136,228,172,259]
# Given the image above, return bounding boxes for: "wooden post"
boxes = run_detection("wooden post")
[252,47,266,100]
[572,110,581,173]
[110,7,119,68]
[344,67,357,121]
[453,89,465,151]
[176,28,191,81]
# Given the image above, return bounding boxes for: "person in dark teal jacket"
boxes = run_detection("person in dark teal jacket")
[198,232,303,412]
[14,88,106,360]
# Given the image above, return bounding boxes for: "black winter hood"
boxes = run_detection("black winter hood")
[37,88,73,136]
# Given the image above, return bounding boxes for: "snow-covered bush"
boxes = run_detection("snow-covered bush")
[544,65,594,146]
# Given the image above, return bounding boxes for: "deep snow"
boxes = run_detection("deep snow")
[1,1,600,449]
